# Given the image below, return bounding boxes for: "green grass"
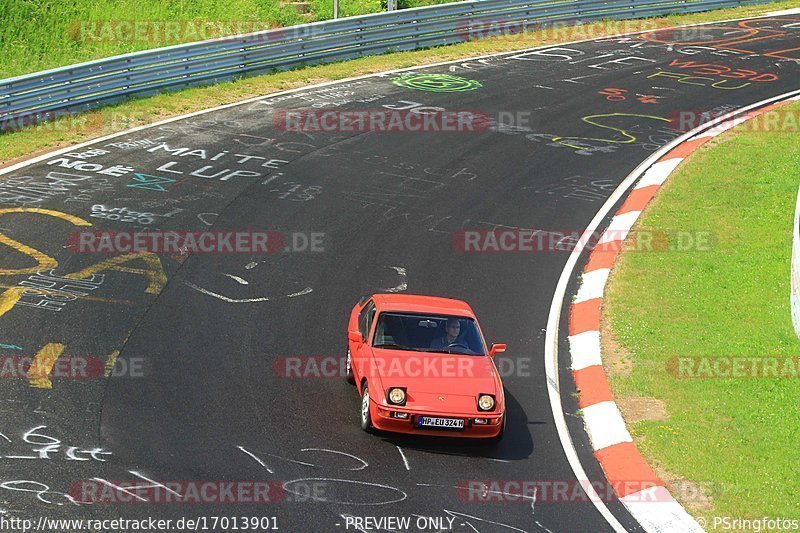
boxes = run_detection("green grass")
[308,0,455,20]
[309,0,383,21]
[0,0,298,79]
[605,101,800,522]
[0,0,465,79]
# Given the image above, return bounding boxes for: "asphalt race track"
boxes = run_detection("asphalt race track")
[0,14,799,533]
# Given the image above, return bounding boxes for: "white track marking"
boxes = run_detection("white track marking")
[395,445,410,470]
[300,448,368,471]
[223,274,249,285]
[416,483,537,502]
[183,281,270,302]
[288,287,313,297]
[282,478,406,505]
[128,471,183,498]
[545,87,800,533]
[91,478,147,502]
[262,451,315,467]
[197,212,218,226]
[237,445,274,474]
[385,266,408,292]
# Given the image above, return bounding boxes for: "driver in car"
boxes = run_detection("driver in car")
[430,318,461,350]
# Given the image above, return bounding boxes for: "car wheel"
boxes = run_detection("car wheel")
[360,383,374,433]
[345,349,355,384]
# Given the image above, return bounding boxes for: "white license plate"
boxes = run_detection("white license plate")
[417,416,464,429]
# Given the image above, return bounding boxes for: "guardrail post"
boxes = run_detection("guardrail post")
[357,19,364,55]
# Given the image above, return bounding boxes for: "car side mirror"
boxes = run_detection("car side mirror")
[348,330,364,343]
[489,343,507,357]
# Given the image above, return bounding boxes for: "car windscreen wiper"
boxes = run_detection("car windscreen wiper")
[374,343,427,351]
[442,348,482,355]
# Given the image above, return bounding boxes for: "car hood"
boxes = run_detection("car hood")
[370,348,499,395]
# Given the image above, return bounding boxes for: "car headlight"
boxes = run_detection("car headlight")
[478,394,495,411]
[387,387,406,405]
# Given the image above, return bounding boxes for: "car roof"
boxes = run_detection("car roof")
[372,293,476,318]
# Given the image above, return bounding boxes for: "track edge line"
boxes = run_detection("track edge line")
[549,87,800,533]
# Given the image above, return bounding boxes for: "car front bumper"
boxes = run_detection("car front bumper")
[371,403,503,438]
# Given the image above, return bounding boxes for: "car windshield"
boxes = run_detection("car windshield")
[371,312,486,355]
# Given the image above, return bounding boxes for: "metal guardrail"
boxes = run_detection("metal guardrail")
[0,0,771,129]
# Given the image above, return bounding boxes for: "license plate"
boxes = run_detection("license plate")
[416,416,465,429]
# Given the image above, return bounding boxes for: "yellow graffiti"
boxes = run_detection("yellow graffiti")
[0,208,169,318]
[552,113,671,151]
[68,252,167,295]
[0,208,91,275]
[26,342,65,389]
[0,252,167,318]
[0,288,26,317]
[0,284,133,305]
[104,350,121,377]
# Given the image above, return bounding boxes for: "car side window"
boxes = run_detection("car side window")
[366,306,376,340]
[358,300,376,341]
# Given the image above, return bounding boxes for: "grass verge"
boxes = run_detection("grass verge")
[0,0,448,79]
[1,0,798,168]
[605,100,800,522]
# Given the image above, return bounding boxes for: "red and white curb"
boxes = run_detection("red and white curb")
[568,94,800,533]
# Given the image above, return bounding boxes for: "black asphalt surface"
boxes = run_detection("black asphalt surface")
[0,15,799,533]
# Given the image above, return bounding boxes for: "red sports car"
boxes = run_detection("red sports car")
[346,294,506,440]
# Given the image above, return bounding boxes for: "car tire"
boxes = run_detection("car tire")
[360,383,374,433]
[345,349,355,384]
